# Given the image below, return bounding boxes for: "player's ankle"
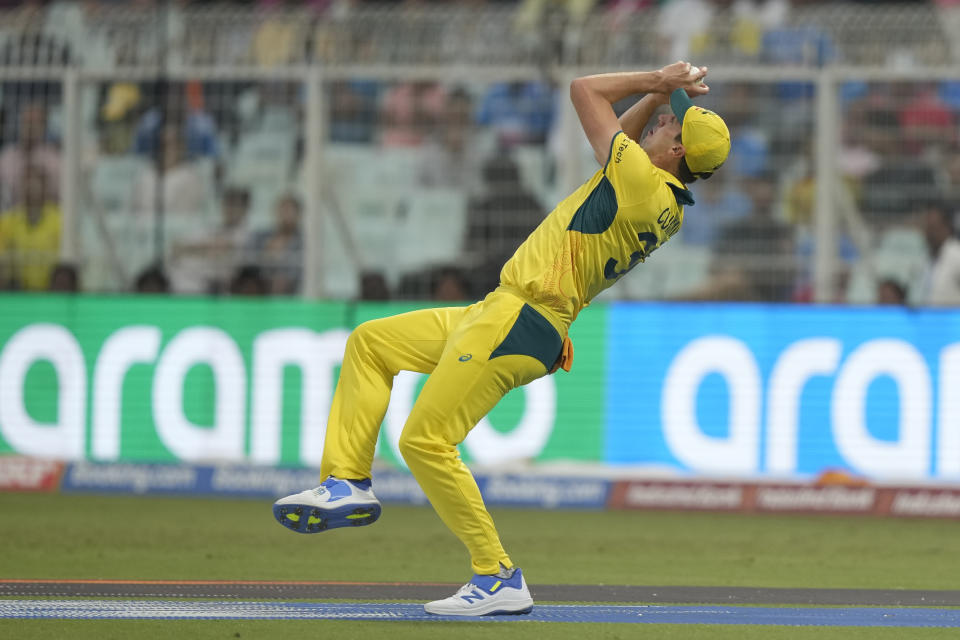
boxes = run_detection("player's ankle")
[347,478,372,490]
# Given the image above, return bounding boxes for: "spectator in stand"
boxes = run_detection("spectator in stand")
[476,80,556,146]
[603,0,658,63]
[360,271,391,301]
[717,169,796,301]
[653,0,790,65]
[760,11,835,106]
[245,193,303,295]
[679,170,752,246]
[169,187,252,294]
[678,82,773,246]
[99,82,145,155]
[676,171,795,302]
[134,264,171,294]
[430,266,471,302]
[329,80,379,144]
[133,81,219,159]
[729,0,790,62]
[0,168,61,291]
[837,89,883,183]
[313,0,364,65]
[656,0,715,62]
[464,154,545,295]
[252,0,307,67]
[131,124,208,219]
[417,87,482,195]
[945,146,960,210]
[247,81,301,139]
[857,104,940,226]
[229,264,270,296]
[719,82,775,177]
[918,200,960,306]
[380,81,446,147]
[512,0,596,65]
[48,262,80,293]
[876,278,908,306]
[898,83,956,164]
[0,101,61,211]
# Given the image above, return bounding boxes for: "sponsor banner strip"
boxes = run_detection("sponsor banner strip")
[0,456,63,491]
[610,480,960,519]
[57,462,610,509]
[41,461,960,519]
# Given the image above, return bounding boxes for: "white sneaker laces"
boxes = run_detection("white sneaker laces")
[453,582,480,597]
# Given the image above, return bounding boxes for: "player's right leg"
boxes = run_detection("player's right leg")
[396,291,559,614]
[272,305,470,534]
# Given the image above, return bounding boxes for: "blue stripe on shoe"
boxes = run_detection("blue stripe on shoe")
[472,569,524,594]
[320,478,353,501]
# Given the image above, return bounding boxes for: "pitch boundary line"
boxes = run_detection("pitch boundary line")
[3,600,960,627]
[3,581,960,606]
[0,579,451,587]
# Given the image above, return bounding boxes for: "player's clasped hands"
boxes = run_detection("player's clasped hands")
[659,61,710,97]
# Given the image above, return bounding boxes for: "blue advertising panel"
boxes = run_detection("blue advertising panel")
[606,303,960,482]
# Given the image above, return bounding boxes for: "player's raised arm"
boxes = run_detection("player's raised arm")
[569,62,710,166]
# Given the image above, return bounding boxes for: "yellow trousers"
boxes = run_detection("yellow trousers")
[320,289,564,574]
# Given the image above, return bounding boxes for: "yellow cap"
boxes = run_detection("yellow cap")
[670,89,731,175]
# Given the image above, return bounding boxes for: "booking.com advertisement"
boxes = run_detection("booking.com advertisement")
[1,295,959,484]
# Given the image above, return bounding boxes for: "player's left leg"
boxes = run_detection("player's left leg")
[319,305,470,480]
[272,305,470,534]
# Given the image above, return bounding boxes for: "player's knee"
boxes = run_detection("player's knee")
[397,430,440,466]
[345,320,376,354]
[397,431,422,464]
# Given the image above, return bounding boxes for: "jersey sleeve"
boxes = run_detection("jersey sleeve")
[603,131,662,207]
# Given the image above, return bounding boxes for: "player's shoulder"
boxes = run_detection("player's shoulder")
[605,132,655,180]
[607,131,645,163]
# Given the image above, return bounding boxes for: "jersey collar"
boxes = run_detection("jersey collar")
[666,182,695,206]
[656,168,696,206]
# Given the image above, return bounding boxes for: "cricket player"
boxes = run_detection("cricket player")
[273,61,730,616]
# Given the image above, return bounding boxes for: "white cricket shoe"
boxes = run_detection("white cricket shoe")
[272,476,381,534]
[424,567,533,616]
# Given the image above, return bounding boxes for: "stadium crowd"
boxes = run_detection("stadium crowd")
[0,0,959,305]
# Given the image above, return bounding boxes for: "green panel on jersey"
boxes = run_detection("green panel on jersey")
[490,304,563,371]
[566,176,618,234]
[666,182,696,205]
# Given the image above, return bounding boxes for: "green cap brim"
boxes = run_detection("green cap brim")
[670,89,695,125]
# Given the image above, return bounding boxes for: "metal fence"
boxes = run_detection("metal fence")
[0,2,957,305]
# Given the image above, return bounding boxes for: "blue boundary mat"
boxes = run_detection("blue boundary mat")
[2,601,960,627]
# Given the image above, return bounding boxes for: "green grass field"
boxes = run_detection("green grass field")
[2,492,959,639]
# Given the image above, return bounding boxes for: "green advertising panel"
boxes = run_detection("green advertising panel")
[0,295,607,468]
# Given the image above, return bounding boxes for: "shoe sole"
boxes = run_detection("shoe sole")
[487,606,533,616]
[272,501,382,534]
[424,601,534,616]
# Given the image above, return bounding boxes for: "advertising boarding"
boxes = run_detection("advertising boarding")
[1,295,958,484]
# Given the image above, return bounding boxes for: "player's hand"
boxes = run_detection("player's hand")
[659,61,710,96]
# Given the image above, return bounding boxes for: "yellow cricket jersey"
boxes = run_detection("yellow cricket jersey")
[0,204,62,290]
[498,130,694,333]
